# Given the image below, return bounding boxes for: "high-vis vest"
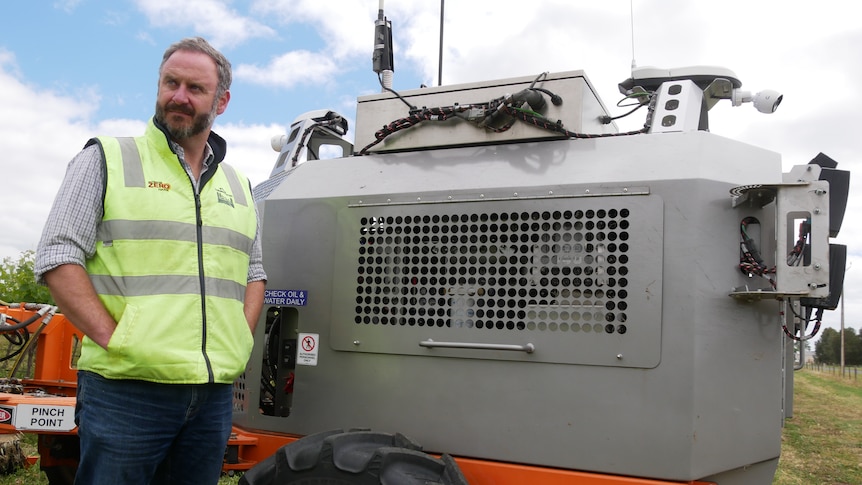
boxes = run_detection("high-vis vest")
[80,119,258,384]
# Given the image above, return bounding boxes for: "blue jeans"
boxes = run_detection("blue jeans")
[74,371,233,485]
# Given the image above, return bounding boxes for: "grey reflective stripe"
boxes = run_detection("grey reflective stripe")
[117,137,146,188]
[97,219,253,252]
[220,164,248,207]
[98,220,196,243]
[91,274,245,301]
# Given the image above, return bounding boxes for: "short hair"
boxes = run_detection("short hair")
[160,37,232,99]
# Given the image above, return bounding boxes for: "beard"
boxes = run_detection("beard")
[155,99,218,141]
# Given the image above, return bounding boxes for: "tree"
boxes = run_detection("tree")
[814,327,840,364]
[0,250,53,305]
[844,327,862,366]
[813,327,862,366]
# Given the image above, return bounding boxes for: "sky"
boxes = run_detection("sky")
[0,0,859,345]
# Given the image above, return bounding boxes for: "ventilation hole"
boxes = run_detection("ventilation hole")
[353,208,635,337]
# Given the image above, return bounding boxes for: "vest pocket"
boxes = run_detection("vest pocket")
[106,303,140,356]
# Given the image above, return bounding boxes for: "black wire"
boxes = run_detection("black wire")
[0,318,29,363]
[377,72,416,110]
[783,303,823,341]
[528,71,548,89]
[0,312,41,332]
[357,85,649,155]
[738,217,775,287]
[601,102,647,123]
[503,106,648,139]
[358,105,469,154]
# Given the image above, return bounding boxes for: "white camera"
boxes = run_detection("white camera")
[753,90,783,113]
[732,88,783,113]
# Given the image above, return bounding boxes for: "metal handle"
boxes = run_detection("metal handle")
[419,339,535,353]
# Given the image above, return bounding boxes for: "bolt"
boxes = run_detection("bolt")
[353,340,361,346]
[617,354,623,360]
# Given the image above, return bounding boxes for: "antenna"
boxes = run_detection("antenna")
[630,0,637,70]
[372,0,394,89]
[438,0,444,86]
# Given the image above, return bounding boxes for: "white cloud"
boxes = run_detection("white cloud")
[234,50,339,89]
[214,121,288,188]
[250,0,375,60]
[0,53,100,259]
[133,0,277,49]
[52,0,83,14]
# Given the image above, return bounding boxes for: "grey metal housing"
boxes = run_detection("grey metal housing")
[234,70,815,484]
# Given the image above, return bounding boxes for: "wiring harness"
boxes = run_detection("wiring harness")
[738,217,776,287]
[783,217,821,341]
[783,302,823,342]
[737,216,822,341]
[358,72,650,155]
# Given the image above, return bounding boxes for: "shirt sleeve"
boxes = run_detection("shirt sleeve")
[247,195,267,284]
[34,144,105,284]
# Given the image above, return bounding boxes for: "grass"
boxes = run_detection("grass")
[773,368,862,485]
[0,368,859,484]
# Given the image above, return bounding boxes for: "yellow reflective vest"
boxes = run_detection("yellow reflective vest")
[80,119,258,384]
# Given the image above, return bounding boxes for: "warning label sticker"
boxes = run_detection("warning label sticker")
[297,333,319,366]
[264,289,308,306]
[14,404,76,432]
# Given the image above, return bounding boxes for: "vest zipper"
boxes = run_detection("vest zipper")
[195,189,215,383]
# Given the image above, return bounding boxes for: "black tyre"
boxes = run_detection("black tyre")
[239,429,469,485]
[41,466,76,485]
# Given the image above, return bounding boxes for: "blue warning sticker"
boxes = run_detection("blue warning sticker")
[264,289,308,306]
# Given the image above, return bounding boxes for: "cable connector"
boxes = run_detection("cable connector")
[458,107,488,122]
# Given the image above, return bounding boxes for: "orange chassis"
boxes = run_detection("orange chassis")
[0,305,712,484]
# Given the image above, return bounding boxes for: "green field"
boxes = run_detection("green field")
[0,369,858,484]
[773,368,862,485]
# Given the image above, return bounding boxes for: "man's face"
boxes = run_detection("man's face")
[155,50,229,141]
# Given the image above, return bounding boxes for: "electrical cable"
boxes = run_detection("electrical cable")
[600,101,647,124]
[738,217,775,287]
[786,218,811,266]
[0,304,56,374]
[528,71,549,89]
[0,315,29,364]
[377,72,416,110]
[0,309,42,332]
[357,85,648,155]
[782,301,822,341]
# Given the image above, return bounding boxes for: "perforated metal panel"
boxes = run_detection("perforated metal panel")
[331,193,664,368]
[232,372,248,413]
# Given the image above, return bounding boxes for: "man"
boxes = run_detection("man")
[35,37,266,485]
